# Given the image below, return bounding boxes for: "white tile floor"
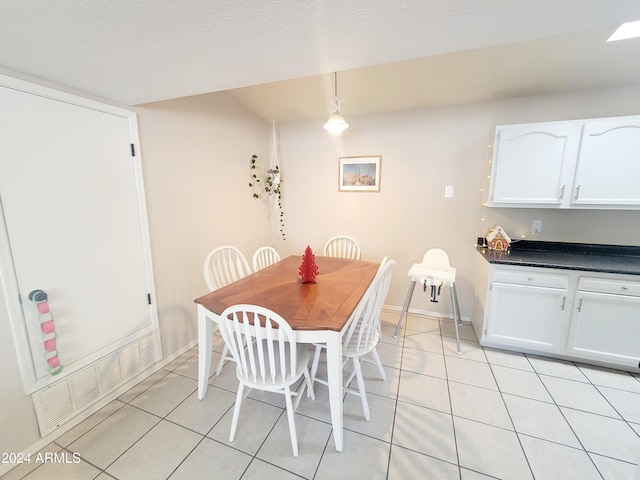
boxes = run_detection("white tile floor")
[5,310,640,480]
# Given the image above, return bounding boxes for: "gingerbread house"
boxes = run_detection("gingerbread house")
[486,225,511,251]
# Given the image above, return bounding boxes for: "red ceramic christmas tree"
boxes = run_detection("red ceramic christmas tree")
[299,246,319,284]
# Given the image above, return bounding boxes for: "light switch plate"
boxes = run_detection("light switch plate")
[532,219,542,233]
[445,185,454,198]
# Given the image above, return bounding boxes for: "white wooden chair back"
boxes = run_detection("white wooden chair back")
[203,246,251,291]
[343,259,395,356]
[421,248,450,271]
[323,235,361,259]
[309,256,393,421]
[219,304,297,385]
[377,256,388,273]
[218,304,314,457]
[252,246,281,272]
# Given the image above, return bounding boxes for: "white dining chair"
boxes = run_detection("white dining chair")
[311,258,395,421]
[361,255,389,380]
[217,304,315,457]
[323,235,361,260]
[251,246,281,272]
[203,245,252,291]
[309,256,389,390]
[203,246,252,375]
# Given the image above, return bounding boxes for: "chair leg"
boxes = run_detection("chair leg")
[369,347,387,381]
[310,345,323,383]
[284,386,299,457]
[352,358,370,421]
[308,345,330,397]
[303,368,315,400]
[229,383,244,442]
[215,344,229,376]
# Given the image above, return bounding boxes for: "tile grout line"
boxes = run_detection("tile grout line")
[133,357,305,480]
[439,317,463,480]
[438,317,462,478]
[483,346,536,480]
[526,356,607,478]
[383,320,462,476]
[384,318,404,480]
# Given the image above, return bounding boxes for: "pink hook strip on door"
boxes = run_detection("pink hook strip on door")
[29,289,63,375]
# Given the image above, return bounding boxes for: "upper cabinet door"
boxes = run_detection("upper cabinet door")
[489,123,582,207]
[572,118,640,207]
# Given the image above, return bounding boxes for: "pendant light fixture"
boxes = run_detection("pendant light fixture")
[324,71,349,133]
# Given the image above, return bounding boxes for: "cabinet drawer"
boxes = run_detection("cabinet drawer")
[578,277,640,297]
[493,269,569,289]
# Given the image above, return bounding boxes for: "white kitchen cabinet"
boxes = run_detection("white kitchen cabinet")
[485,268,569,352]
[567,277,640,369]
[489,122,581,206]
[488,115,640,209]
[474,258,640,372]
[572,118,640,207]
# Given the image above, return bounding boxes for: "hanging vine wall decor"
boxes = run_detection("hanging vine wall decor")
[249,154,286,240]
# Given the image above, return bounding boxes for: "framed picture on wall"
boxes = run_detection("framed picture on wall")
[338,156,382,192]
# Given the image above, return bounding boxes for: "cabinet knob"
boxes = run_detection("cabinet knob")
[621,286,629,291]
[528,277,533,281]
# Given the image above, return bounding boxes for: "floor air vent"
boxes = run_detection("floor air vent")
[32,330,162,436]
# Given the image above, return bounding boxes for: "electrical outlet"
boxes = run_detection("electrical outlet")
[532,220,542,233]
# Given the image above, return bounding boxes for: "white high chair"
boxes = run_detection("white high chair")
[393,248,462,353]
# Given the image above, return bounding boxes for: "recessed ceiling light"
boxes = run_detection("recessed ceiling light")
[607,20,640,42]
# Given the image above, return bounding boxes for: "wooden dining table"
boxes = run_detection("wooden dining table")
[194,254,380,452]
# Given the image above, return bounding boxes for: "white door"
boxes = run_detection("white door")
[567,291,640,369]
[572,118,640,206]
[0,80,155,388]
[490,122,582,206]
[487,282,567,352]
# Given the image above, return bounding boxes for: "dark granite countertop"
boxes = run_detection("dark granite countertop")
[477,240,640,276]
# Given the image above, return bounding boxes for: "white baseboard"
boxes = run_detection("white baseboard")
[382,304,470,323]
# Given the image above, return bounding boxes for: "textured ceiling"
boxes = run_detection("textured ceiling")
[228,27,640,122]
[1,1,640,121]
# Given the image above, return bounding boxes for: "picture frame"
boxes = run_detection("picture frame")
[338,156,382,192]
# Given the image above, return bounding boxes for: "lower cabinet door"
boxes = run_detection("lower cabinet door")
[487,282,567,352]
[567,291,640,369]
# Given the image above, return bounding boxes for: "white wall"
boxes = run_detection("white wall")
[276,84,640,320]
[135,92,272,357]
